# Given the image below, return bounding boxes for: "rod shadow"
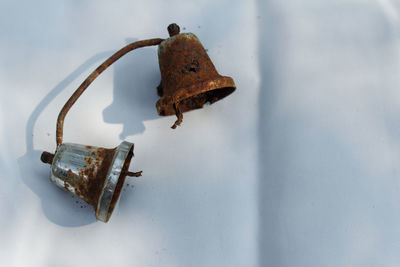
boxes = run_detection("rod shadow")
[103,38,161,139]
[17,37,162,227]
[17,51,113,227]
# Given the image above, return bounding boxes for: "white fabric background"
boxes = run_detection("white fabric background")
[1,0,400,266]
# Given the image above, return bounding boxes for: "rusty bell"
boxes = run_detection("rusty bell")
[41,142,139,222]
[156,23,236,128]
[40,23,235,223]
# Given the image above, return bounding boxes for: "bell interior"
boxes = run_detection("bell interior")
[178,86,235,113]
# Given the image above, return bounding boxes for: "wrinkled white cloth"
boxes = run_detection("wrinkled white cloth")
[1,0,400,266]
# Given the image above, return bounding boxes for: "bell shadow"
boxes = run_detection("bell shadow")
[17,51,113,227]
[103,38,161,139]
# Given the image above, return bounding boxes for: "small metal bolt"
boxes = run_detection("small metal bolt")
[41,151,54,165]
[168,23,180,37]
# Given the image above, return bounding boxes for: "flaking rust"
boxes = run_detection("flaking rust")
[41,142,136,222]
[40,23,235,223]
[156,23,236,128]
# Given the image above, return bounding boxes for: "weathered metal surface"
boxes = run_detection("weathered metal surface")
[96,141,134,222]
[40,23,236,222]
[41,141,136,222]
[167,23,180,37]
[156,24,236,128]
[49,144,114,207]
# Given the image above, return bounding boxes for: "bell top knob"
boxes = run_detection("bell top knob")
[167,23,180,37]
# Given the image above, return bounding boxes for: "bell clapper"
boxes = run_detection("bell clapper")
[127,171,143,177]
[171,102,183,129]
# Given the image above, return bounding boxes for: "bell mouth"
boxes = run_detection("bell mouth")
[177,86,235,113]
[156,76,236,116]
[96,141,134,222]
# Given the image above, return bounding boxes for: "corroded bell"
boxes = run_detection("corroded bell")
[39,23,234,223]
[156,23,236,128]
[41,141,139,222]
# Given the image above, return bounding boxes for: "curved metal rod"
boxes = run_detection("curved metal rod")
[56,38,164,146]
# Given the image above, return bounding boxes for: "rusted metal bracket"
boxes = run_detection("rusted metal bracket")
[39,23,236,223]
[55,38,164,146]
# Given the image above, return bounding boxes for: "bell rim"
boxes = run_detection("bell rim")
[95,141,134,222]
[156,76,236,116]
